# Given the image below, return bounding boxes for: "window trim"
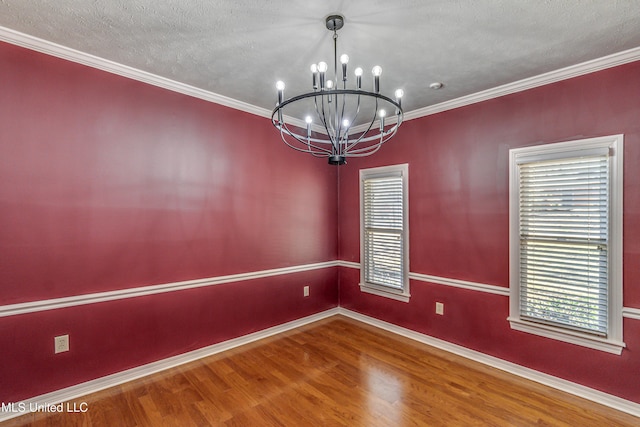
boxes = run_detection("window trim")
[359,164,410,302]
[508,135,624,355]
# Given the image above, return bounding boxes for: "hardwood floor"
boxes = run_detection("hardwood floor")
[3,315,639,426]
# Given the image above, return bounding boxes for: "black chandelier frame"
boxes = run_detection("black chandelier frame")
[271,14,404,165]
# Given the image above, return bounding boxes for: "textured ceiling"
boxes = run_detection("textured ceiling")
[1,0,640,121]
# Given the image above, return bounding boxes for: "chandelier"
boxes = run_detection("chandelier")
[271,14,404,165]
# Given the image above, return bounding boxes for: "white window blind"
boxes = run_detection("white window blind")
[364,175,405,289]
[518,153,609,335]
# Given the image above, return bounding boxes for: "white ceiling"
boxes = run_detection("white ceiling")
[1,0,640,121]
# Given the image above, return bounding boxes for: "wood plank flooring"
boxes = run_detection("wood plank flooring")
[3,315,639,426]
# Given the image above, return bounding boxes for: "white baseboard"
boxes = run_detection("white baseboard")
[0,308,340,422]
[337,308,640,418]
[2,306,638,422]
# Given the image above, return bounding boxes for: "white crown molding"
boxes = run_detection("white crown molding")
[0,261,339,318]
[0,308,340,423]
[0,26,272,119]
[405,46,640,120]
[338,308,640,418]
[3,27,639,127]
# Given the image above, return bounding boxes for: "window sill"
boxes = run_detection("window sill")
[360,283,410,303]
[508,317,625,355]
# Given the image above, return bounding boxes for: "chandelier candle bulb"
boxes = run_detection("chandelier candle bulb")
[276,81,285,104]
[340,54,349,82]
[395,89,404,105]
[310,64,318,90]
[354,67,363,89]
[305,115,312,138]
[318,61,328,90]
[372,66,382,93]
[271,14,404,165]
[275,80,285,124]
[395,88,404,113]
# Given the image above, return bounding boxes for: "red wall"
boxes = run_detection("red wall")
[0,41,339,401]
[2,37,639,406]
[338,61,640,403]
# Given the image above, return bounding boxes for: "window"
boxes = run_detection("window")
[508,135,624,354]
[360,164,409,302]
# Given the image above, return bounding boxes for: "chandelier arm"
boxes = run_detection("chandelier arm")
[344,131,386,160]
[348,120,401,154]
[344,97,379,154]
[343,125,400,145]
[337,88,348,143]
[313,94,332,140]
[279,128,317,154]
[280,133,332,155]
[350,129,399,155]
[341,92,362,146]
[345,138,384,155]
[345,144,383,156]
[276,118,404,147]
[381,119,402,143]
[278,95,333,157]
[274,116,402,147]
[347,119,402,155]
[309,149,331,158]
[279,122,333,154]
[326,94,338,142]
[324,94,340,155]
[315,94,332,141]
[273,115,359,146]
[344,97,406,151]
[335,94,341,142]
[343,145,384,157]
[343,129,373,153]
[318,95,340,155]
[270,90,403,159]
[313,94,323,129]
[279,130,316,154]
[344,138,386,156]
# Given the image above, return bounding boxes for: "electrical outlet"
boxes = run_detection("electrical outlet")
[435,302,444,315]
[303,285,310,297]
[54,335,69,354]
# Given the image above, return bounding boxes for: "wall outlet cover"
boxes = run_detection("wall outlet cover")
[55,334,69,354]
